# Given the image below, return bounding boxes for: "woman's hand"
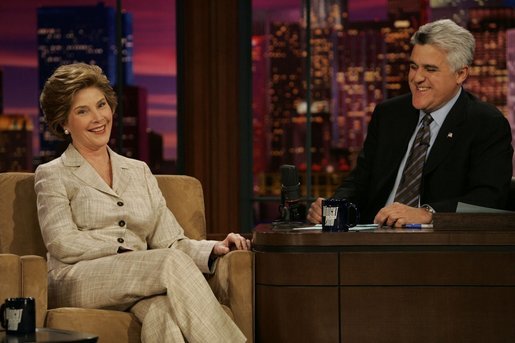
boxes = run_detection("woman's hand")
[212,232,251,257]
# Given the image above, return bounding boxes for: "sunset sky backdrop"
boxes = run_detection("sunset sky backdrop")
[0,0,386,159]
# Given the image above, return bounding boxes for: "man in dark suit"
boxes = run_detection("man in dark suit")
[307,19,513,226]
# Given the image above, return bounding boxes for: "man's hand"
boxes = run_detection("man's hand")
[212,232,251,257]
[374,202,432,227]
[307,197,325,224]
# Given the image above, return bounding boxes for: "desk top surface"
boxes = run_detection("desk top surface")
[253,223,515,248]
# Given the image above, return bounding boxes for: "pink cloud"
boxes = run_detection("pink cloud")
[148,108,177,117]
[133,49,176,76]
[148,94,177,106]
[0,52,37,68]
[2,106,38,117]
[163,132,177,149]
[123,0,176,76]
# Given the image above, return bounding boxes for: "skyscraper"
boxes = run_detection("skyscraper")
[335,22,386,155]
[37,2,135,162]
[267,22,304,170]
[431,0,509,25]
[0,65,33,171]
[0,114,33,172]
[111,85,149,162]
[466,7,515,116]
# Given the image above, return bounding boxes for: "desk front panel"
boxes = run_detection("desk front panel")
[256,286,339,343]
[339,250,515,285]
[341,286,515,342]
[253,227,515,342]
[255,251,338,285]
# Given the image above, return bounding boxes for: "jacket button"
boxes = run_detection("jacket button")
[117,238,124,243]
[117,201,124,206]
[119,220,126,227]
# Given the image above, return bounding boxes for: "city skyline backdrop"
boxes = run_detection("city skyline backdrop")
[0,0,177,159]
[250,0,515,204]
[1,0,514,168]
[0,0,389,162]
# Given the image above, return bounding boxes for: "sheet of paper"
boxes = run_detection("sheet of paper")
[291,224,378,231]
[351,224,379,231]
[456,202,513,214]
[291,224,322,231]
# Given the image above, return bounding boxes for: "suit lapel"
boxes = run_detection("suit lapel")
[62,144,118,197]
[424,91,468,175]
[109,147,132,196]
[391,108,420,162]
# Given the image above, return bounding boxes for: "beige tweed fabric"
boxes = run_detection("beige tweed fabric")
[49,249,245,342]
[35,144,245,342]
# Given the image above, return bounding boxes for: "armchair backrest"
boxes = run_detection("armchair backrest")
[0,172,207,257]
[155,174,207,240]
[0,172,43,256]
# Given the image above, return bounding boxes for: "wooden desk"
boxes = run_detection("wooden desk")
[253,225,515,343]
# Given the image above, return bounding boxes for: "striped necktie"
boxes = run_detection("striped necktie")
[394,113,434,207]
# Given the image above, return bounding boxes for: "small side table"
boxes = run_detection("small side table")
[1,328,98,342]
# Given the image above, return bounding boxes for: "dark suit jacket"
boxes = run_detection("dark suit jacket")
[334,90,514,223]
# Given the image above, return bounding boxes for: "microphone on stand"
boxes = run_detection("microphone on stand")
[273,165,306,229]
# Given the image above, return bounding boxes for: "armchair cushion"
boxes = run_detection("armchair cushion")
[45,308,141,343]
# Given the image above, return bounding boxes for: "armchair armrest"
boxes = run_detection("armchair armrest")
[0,254,47,328]
[0,253,21,299]
[20,255,48,327]
[207,250,253,342]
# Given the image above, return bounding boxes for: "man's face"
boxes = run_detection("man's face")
[409,44,468,113]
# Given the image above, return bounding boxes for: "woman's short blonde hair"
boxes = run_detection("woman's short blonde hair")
[40,63,118,139]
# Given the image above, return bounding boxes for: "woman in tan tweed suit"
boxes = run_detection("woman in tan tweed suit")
[35,63,250,342]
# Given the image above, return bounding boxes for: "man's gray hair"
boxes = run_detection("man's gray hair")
[411,19,475,72]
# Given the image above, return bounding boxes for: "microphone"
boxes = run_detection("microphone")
[278,164,306,223]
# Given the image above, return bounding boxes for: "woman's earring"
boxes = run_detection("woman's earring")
[64,129,70,135]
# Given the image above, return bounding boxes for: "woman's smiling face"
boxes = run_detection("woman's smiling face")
[63,86,113,153]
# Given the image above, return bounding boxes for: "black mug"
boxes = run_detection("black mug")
[0,297,36,335]
[322,198,359,232]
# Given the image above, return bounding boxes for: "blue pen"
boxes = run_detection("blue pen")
[402,224,433,229]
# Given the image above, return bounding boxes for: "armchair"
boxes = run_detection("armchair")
[0,172,253,342]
